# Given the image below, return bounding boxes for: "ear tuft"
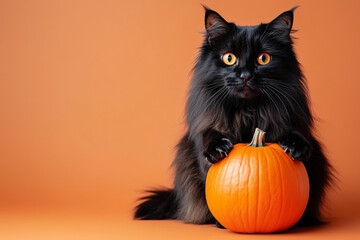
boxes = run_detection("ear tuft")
[204,8,230,45]
[266,7,298,42]
[271,11,293,32]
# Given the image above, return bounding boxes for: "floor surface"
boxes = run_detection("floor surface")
[1,210,360,240]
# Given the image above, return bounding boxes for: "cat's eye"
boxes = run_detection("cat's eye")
[222,53,237,66]
[257,53,271,65]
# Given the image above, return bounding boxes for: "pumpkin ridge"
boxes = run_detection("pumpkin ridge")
[255,147,260,232]
[228,147,237,226]
[260,147,272,231]
[245,146,251,231]
[294,161,309,225]
[245,147,250,231]
[282,149,296,228]
[269,146,285,232]
[214,158,222,220]
[236,145,246,231]
[248,146,256,232]
[287,149,300,225]
[220,152,232,228]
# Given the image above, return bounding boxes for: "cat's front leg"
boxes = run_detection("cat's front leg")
[277,130,311,161]
[202,129,233,164]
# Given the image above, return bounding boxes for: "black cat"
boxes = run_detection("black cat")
[134,7,333,227]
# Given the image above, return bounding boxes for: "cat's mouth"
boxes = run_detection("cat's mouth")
[236,85,258,99]
[226,78,258,99]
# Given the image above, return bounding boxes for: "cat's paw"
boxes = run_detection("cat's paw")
[204,137,233,164]
[278,133,311,161]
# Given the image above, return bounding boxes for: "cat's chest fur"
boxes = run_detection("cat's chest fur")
[213,106,279,144]
[214,109,257,143]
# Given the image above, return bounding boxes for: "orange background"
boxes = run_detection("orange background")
[0,0,360,239]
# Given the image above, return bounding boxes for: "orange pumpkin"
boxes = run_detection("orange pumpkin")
[205,128,309,233]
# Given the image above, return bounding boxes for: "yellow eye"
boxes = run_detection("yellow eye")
[222,53,237,66]
[257,53,271,65]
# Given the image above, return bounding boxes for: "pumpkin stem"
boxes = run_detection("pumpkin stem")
[248,128,266,147]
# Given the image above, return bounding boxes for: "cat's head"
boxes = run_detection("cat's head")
[193,7,303,104]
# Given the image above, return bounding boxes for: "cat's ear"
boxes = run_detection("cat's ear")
[266,7,297,41]
[204,7,230,45]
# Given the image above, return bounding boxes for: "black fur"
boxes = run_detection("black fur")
[134,7,333,227]
[134,189,177,220]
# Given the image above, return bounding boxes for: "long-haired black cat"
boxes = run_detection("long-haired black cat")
[134,7,332,228]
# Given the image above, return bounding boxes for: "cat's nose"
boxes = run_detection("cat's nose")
[239,71,253,84]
